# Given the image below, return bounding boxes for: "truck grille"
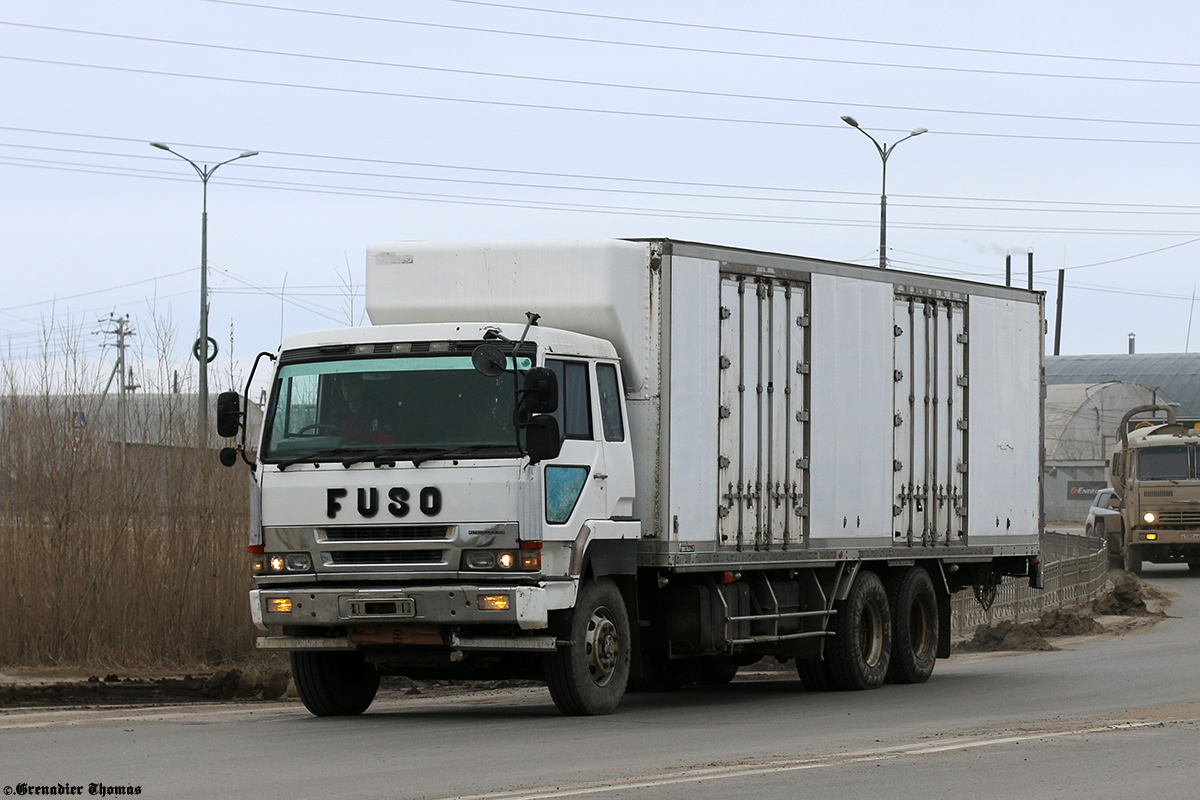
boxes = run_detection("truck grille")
[1157,510,1200,525]
[327,550,446,565]
[322,526,453,541]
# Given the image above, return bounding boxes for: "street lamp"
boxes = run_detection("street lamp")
[150,142,257,442]
[840,116,927,269]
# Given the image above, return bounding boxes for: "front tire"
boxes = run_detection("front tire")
[290,651,380,717]
[885,567,938,684]
[827,570,891,691]
[545,578,631,716]
[1124,544,1143,575]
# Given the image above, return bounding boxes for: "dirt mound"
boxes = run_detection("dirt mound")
[1092,571,1157,616]
[957,620,1056,653]
[1032,608,1105,637]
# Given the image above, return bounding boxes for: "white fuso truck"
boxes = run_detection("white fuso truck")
[218,239,1044,717]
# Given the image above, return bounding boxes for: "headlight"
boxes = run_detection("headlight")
[1143,511,1156,524]
[263,553,313,573]
[464,551,497,570]
[462,550,528,571]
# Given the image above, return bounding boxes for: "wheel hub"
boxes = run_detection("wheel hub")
[585,607,619,686]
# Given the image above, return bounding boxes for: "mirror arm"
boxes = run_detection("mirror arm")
[234,350,278,469]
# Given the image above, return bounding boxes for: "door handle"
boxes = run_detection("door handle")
[593,473,608,480]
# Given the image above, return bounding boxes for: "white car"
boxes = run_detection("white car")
[1085,488,1123,549]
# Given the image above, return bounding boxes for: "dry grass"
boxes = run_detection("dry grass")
[0,321,256,669]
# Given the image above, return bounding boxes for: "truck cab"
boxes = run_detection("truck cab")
[243,321,639,714]
[1109,405,1200,574]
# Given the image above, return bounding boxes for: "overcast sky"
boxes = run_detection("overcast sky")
[2,0,1199,396]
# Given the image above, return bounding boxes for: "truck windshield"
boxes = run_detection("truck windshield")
[1137,446,1192,481]
[261,355,530,463]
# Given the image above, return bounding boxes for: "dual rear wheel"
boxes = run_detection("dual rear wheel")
[798,566,937,691]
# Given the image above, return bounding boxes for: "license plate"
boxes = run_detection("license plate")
[1181,533,1200,541]
[347,597,416,618]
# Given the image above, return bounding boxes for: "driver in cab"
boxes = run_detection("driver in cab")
[332,375,395,444]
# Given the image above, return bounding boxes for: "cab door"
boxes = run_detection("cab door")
[542,358,607,531]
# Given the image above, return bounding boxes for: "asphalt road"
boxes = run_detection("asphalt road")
[2,565,1198,800]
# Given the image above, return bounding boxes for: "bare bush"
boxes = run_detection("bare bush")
[0,317,255,669]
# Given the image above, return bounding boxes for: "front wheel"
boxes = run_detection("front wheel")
[1187,562,1200,573]
[827,570,891,691]
[885,567,938,684]
[290,651,380,716]
[1124,544,1143,576]
[545,578,631,716]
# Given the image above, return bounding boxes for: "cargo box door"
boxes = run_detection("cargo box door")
[892,296,967,546]
[717,275,808,550]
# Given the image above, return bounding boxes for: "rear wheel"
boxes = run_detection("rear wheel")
[827,571,891,691]
[290,651,380,717]
[885,567,938,684]
[545,578,631,716]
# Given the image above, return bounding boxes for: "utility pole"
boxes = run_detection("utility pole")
[97,315,137,470]
[1054,269,1065,356]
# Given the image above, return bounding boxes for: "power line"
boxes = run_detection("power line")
[7,132,1200,212]
[6,155,1200,238]
[7,18,1200,89]
[431,0,1200,70]
[6,53,1200,133]
[203,0,1200,71]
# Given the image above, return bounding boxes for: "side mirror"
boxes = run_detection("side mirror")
[218,447,239,468]
[216,391,242,438]
[523,367,558,414]
[523,415,562,464]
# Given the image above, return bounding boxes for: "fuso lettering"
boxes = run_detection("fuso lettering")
[327,487,441,519]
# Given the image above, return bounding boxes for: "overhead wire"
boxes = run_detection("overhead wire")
[4,52,1200,136]
[6,18,1200,89]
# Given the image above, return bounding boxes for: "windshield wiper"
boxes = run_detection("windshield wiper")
[337,444,513,468]
[339,446,444,468]
[274,447,358,470]
[411,445,508,467]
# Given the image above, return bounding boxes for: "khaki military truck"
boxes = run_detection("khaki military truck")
[1108,404,1200,574]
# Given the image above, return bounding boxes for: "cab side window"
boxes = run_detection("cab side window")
[596,363,625,442]
[546,359,593,440]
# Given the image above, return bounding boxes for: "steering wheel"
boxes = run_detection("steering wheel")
[296,423,360,441]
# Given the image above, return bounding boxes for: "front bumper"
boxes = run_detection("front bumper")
[251,583,552,631]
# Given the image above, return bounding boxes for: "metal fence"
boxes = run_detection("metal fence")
[949,532,1109,634]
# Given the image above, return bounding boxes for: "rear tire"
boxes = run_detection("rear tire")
[827,570,891,691]
[290,651,380,717]
[545,578,631,716]
[885,567,938,684]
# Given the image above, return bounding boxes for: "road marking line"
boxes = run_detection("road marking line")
[443,722,1165,800]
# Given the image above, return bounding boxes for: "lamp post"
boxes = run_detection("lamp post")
[150,142,257,443]
[840,116,927,269]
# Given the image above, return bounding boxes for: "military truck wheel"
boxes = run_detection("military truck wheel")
[545,578,631,716]
[1124,545,1143,576]
[796,656,836,691]
[290,651,380,716]
[1187,561,1200,573]
[885,567,938,684]
[827,571,891,691]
